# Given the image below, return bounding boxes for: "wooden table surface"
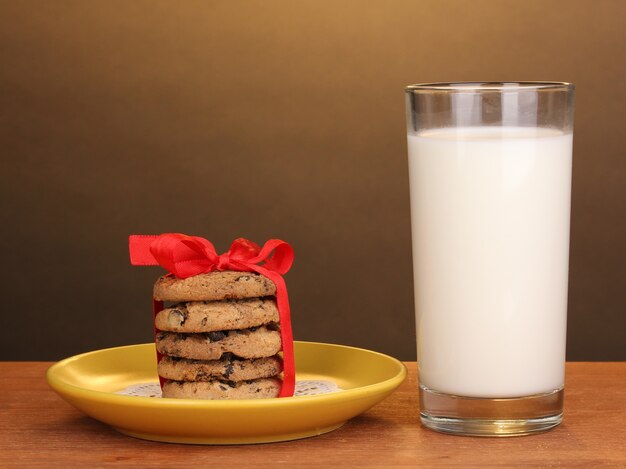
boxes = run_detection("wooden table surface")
[2,362,625,468]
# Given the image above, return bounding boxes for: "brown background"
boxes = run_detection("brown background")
[1,0,624,361]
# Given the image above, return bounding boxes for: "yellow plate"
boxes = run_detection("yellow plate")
[47,341,406,444]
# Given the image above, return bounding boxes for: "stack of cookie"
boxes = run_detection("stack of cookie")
[153,271,284,399]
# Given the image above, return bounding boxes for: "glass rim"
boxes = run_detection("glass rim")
[405,81,574,92]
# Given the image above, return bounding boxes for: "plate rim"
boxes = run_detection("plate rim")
[46,341,407,408]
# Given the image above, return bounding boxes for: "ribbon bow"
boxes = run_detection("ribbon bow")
[129,233,295,398]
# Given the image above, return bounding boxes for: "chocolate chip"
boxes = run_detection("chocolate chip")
[200,317,208,327]
[207,331,226,341]
[224,361,235,378]
[219,385,228,391]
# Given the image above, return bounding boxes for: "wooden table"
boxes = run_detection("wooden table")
[2,362,625,467]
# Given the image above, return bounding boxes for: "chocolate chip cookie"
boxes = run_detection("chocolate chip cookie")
[155,325,282,360]
[154,298,279,333]
[153,271,276,302]
[162,377,281,399]
[157,354,282,382]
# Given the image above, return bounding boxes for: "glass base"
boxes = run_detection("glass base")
[419,385,563,437]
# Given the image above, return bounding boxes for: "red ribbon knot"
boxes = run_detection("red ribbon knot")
[129,233,295,398]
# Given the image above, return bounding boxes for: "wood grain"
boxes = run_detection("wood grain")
[1,362,625,468]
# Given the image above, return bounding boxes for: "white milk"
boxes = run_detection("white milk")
[407,127,572,398]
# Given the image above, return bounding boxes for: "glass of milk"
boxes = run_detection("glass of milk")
[405,82,574,436]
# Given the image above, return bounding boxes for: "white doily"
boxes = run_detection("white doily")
[116,380,342,398]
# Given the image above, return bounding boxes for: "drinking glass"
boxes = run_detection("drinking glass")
[405,82,574,436]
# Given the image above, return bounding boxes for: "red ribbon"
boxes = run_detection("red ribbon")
[129,233,295,398]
